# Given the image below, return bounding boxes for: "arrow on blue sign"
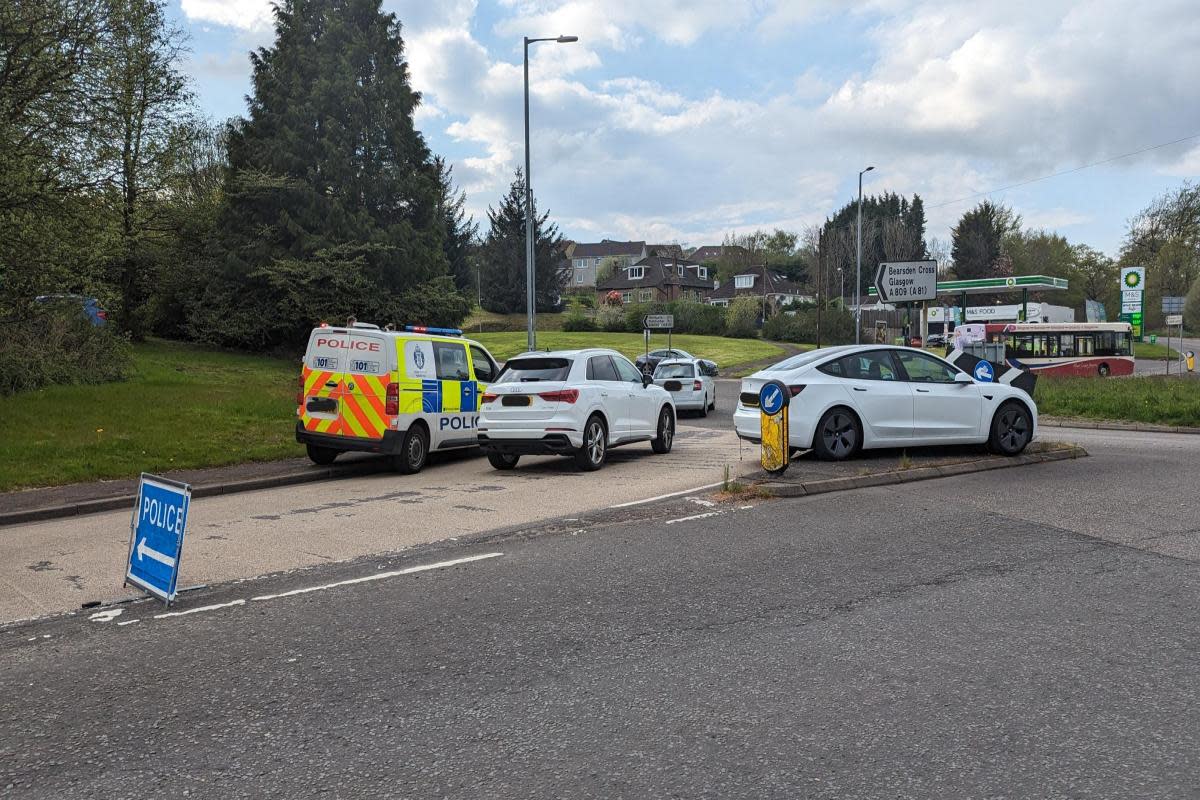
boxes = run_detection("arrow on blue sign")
[136,537,176,568]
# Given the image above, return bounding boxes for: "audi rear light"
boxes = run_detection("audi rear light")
[537,389,579,403]
[788,384,806,396]
[481,392,498,404]
[693,380,702,391]
[385,382,399,415]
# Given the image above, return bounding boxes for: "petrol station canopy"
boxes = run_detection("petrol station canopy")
[868,274,1069,299]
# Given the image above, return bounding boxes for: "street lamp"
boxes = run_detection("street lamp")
[523,34,578,352]
[837,266,844,310]
[855,165,874,344]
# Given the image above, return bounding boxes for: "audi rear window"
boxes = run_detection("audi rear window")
[495,357,572,383]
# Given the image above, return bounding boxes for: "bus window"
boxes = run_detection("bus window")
[1075,336,1094,356]
[1118,332,1131,355]
[1060,334,1074,356]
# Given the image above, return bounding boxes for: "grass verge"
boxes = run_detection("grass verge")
[472,331,787,371]
[1133,341,1181,360]
[1033,375,1200,427]
[0,340,301,491]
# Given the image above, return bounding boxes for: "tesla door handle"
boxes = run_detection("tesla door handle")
[853,387,867,392]
[915,388,930,393]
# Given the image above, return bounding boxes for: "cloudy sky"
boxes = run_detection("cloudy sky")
[174,0,1199,255]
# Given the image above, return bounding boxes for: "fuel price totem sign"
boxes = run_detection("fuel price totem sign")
[758,380,790,475]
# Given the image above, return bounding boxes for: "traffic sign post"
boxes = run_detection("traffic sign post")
[643,313,675,357]
[874,260,937,303]
[758,380,790,475]
[125,474,191,606]
[1166,314,1185,374]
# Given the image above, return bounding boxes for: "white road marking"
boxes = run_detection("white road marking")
[88,608,123,623]
[250,552,504,602]
[117,619,140,626]
[688,498,717,508]
[665,511,723,525]
[154,599,246,619]
[610,481,726,509]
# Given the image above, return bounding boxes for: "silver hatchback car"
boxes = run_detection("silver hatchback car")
[652,358,717,416]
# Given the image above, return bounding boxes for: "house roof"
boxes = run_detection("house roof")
[646,243,685,258]
[708,265,806,300]
[571,240,646,259]
[596,256,713,291]
[689,244,748,263]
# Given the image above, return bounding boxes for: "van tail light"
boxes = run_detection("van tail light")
[789,384,806,396]
[481,392,498,404]
[537,389,579,404]
[693,380,703,391]
[385,382,399,415]
[297,374,304,406]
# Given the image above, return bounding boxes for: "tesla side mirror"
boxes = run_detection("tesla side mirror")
[642,374,653,388]
[954,372,973,385]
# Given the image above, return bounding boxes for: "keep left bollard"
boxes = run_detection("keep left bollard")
[758,380,790,475]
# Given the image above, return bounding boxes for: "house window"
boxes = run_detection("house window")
[677,266,684,276]
[593,258,601,267]
[734,275,755,289]
[698,267,707,280]
[628,266,645,280]
[573,258,585,268]
[639,289,653,302]
[621,291,633,303]
[576,271,585,284]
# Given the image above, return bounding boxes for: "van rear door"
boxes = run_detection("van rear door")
[340,331,390,441]
[301,330,350,435]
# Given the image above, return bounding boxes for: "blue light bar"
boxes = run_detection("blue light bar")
[404,324,462,337]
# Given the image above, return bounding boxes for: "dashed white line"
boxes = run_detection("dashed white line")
[117,619,141,626]
[665,511,723,525]
[250,552,504,602]
[610,481,726,509]
[154,599,246,619]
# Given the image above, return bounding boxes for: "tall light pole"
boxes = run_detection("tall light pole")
[838,266,844,309]
[523,34,578,352]
[855,165,874,344]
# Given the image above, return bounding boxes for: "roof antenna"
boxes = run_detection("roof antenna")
[346,315,357,328]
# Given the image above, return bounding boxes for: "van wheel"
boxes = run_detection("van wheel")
[1097,363,1110,377]
[574,416,607,471]
[651,407,675,454]
[306,444,338,466]
[487,452,520,470]
[391,425,428,474]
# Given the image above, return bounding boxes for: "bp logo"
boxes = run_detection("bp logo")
[1123,270,1143,289]
[1005,277,1016,287]
[413,347,426,370]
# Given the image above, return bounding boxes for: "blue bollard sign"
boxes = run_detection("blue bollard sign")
[125,474,191,605]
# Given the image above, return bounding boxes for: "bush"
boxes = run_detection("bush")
[0,306,132,395]
[561,307,596,331]
[597,305,627,332]
[618,300,726,335]
[724,297,760,339]
[1185,275,1200,334]
[762,307,856,345]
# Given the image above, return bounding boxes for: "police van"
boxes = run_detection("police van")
[296,322,502,474]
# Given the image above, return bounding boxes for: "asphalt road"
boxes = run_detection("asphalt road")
[3,426,1199,798]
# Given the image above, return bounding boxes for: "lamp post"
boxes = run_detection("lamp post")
[523,34,578,352]
[838,266,844,309]
[855,165,874,344]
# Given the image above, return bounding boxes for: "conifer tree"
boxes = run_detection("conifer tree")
[479,169,564,314]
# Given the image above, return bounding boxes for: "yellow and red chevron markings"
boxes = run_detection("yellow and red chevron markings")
[299,367,390,440]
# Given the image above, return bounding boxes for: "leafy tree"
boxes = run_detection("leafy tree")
[478,169,564,314]
[1120,182,1200,329]
[205,0,457,348]
[94,0,191,336]
[724,296,760,338]
[433,155,477,293]
[1184,275,1200,333]
[1070,244,1117,319]
[817,192,927,298]
[595,256,621,285]
[951,201,1019,280]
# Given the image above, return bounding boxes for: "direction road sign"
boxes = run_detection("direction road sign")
[972,361,995,383]
[1166,314,1183,326]
[642,314,674,330]
[759,382,785,416]
[874,260,937,303]
[126,474,190,605]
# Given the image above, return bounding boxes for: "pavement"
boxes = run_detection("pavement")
[3,423,1200,798]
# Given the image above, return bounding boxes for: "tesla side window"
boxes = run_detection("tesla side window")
[894,351,959,383]
[821,351,899,381]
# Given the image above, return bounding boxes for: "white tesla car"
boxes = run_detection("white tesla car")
[478,349,676,471]
[733,345,1037,460]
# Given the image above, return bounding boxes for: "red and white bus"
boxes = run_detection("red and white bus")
[980,322,1135,377]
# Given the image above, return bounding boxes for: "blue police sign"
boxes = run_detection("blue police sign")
[972,360,995,383]
[125,474,190,605]
[759,382,785,416]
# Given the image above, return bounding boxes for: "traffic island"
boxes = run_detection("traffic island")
[739,440,1087,499]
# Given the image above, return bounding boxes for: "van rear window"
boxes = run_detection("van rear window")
[496,358,572,383]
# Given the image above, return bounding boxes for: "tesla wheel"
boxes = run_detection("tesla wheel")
[575,415,607,471]
[487,452,520,470]
[812,407,860,461]
[1097,363,1110,377]
[987,402,1032,456]
[306,444,338,466]
[651,407,675,454]
[391,424,428,474]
